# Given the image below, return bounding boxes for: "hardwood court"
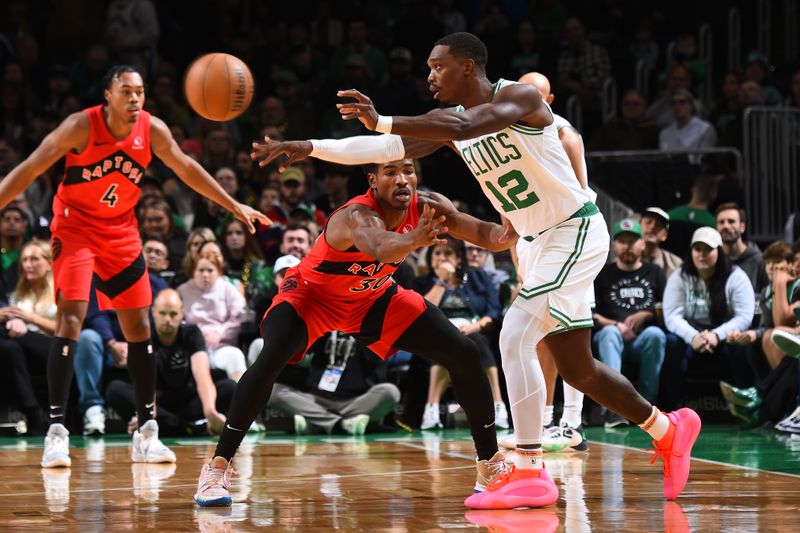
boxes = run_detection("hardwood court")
[0,427,798,532]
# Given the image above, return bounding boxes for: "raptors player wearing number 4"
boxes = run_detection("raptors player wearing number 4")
[252,32,701,509]
[0,66,269,469]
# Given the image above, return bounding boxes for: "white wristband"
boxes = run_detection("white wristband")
[375,114,393,134]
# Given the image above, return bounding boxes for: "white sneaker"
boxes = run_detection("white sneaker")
[771,329,800,358]
[775,406,800,433]
[41,423,71,468]
[83,405,106,436]
[194,456,234,507]
[497,432,516,450]
[294,414,307,435]
[132,420,177,463]
[494,402,510,429]
[421,403,443,430]
[542,422,589,453]
[341,414,369,436]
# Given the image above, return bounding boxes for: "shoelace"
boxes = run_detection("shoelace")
[199,465,234,493]
[487,463,516,491]
[648,442,683,478]
[49,436,69,455]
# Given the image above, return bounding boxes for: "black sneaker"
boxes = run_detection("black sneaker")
[604,412,630,429]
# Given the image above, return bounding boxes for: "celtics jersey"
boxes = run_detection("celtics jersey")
[452,79,593,236]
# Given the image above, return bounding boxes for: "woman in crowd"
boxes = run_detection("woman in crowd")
[0,240,56,433]
[178,252,247,380]
[175,227,217,287]
[661,227,755,410]
[412,236,508,430]
[139,198,188,272]
[220,218,271,301]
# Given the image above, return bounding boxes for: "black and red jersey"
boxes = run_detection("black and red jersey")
[55,105,151,218]
[291,189,420,298]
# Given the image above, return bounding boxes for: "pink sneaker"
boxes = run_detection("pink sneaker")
[464,464,559,509]
[465,509,560,533]
[649,408,701,500]
[194,456,234,507]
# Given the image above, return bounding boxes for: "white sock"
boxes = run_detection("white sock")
[543,405,554,427]
[561,383,584,428]
[639,406,671,441]
[514,447,543,470]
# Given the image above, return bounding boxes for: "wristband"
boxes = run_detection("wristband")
[375,114,393,134]
[434,278,448,288]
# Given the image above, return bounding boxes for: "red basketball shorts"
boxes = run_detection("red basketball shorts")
[50,199,151,311]
[261,273,427,364]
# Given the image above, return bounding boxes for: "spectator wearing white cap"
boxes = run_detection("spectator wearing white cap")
[640,207,683,278]
[247,254,302,366]
[660,227,755,409]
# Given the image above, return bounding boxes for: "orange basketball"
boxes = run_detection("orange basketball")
[184,53,255,122]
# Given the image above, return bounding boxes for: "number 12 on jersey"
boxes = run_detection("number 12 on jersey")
[484,170,540,212]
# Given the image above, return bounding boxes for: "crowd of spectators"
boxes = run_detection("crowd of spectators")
[2,1,800,439]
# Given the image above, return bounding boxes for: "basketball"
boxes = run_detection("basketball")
[183,53,255,122]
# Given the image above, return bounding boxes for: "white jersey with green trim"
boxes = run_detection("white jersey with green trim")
[451,78,593,236]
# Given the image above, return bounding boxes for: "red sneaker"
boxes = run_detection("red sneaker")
[649,408,702,500]
[464,464,559,509]
[465,509,560,533]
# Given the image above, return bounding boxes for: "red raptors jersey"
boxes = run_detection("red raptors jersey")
[292,189,420,298]
[56,105,151,218]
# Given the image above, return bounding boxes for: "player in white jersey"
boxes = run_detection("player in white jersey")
[490,71,593,454]
[251,32,701,509]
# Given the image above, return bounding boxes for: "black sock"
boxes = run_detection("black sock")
[127,341,157,427]
[47,338,76,426]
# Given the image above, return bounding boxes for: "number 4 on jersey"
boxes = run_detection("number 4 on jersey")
[101,183,119,207]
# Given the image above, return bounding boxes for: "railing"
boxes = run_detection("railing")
[728,7,741,71]
[743,107,800,241]
[566,95,582,133]
[585,148,743,214]
[636,59,653,102]
[591,183,634,228]
[601,77,618,124]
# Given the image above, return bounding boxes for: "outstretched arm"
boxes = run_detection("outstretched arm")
[150,117,270,233]
[0,112,88,209]
[337,84,553,141]
[326,203,448,264]
[419,191,517,253]
[250,134,446,171]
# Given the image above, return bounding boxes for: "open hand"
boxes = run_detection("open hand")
[337,89,379,130]
[410,203,448,248]
[232,202,271,234]
[250,137,313,170]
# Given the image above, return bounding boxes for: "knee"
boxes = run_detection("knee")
[596,325,622,342]
[125,315,151,341]
[498,327,520,358]
[76,329,103,354]
[639,326,666,349]
[372,383,401,404]
[59,312,84,337]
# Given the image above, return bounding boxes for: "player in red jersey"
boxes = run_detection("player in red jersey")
[0,66,268,468]
[194,158,517,506]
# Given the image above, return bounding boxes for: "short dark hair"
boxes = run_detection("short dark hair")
[284,222,311,237]
[102,65,140,90]
[434,32,488,69]
[715,202,746,224]
[1,206,28,221]
[361,163,379,176]
[763,241,791,263]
